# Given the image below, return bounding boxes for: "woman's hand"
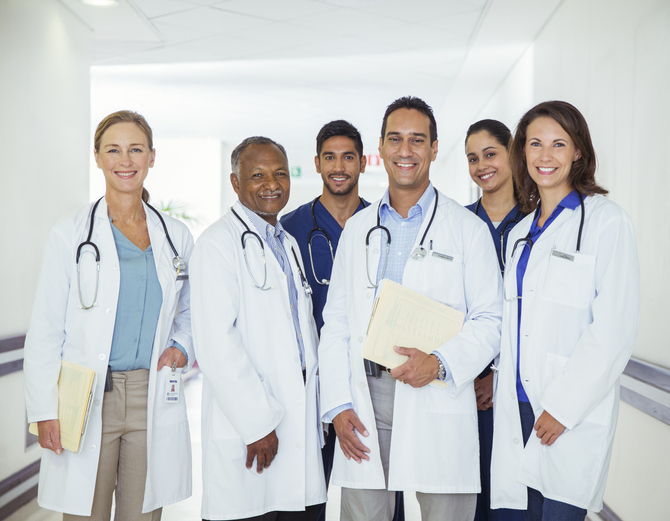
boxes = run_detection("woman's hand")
[157,346,187,371]
[534,410,566,446]
[37,419,63,455]
[474,372,494,411]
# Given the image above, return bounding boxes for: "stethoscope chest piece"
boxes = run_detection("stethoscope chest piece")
[173,256,187,273]
[411,246,428,261]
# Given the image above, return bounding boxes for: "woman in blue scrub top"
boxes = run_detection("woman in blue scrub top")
[490,101,639,520]
[464,119,524,521]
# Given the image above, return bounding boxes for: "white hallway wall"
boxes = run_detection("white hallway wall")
[478,0,670,519]
[0,0,91,482]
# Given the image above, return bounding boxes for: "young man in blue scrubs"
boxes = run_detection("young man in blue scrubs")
[282,121,404,521]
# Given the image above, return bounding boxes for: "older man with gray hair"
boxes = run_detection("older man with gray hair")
[191,136,326,521]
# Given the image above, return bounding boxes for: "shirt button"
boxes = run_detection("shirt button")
[401,222,406,227]
[99,354,106,360]
[299,334,302,338]
[141,276,145,280]
[397,251,402,256]
[513,438,520,445]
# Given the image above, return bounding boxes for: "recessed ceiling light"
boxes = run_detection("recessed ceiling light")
[80,0,119,7]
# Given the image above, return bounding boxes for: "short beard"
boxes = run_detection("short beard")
[324,178,358,197]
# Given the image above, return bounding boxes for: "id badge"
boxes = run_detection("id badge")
[165,365,180,403]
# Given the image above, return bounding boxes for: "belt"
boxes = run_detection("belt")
[364,360,391,378]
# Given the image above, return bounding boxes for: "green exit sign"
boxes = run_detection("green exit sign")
[290,166,301,177]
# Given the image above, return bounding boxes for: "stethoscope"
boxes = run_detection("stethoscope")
[307,196,368,286]
[231,207,312,296]
[509,192,585,263]
[76,197,187,310]
[474,198,524,269]
[366,187,439,288]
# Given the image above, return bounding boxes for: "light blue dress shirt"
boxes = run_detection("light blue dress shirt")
[241,205,306,369]
[324,183,452,423]
[109,223,186,371]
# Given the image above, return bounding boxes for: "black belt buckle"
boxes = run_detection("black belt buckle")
[104,365,112,392]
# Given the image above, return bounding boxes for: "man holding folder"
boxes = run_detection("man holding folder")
[318,96,503,521]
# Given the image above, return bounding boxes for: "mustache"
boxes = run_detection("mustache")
[260,190,282,196]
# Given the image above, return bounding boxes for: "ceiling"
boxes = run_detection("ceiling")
[60,0,488,65]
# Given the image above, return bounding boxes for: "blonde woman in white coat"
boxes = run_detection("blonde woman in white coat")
[490,101,639,520]
[24,111,194,520]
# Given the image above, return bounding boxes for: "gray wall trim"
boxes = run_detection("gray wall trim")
[620,357,670,425]
[0,460,40,520]
[0,335,25,377]
[598,503,623,521]
[623,357,670,394]
[0,335,25,354]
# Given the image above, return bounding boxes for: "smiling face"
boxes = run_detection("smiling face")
[95,122,155,198]
[466,131,512,194]
[231,143,290,225]
[379,108,438,194]
[315,135,366,196]
[524,116,581,200]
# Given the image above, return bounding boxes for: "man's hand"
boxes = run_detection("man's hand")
[474,372,494,411]
[157,346,187,371]
[389,346,439,388]
[332,409,370,463]
[246,430,279,473]
[534,411,566,446]
[37,419,63,455]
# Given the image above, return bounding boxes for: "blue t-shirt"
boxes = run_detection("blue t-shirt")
[281,197,368,334]
[465,199,524,273]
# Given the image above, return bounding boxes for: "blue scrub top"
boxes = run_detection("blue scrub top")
[281,197,368,334]
[465,199,524,273]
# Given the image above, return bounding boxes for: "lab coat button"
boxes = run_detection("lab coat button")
[90,445,96,451]
[513,438,520,445]
[99,354,106,360]
[112,265,118,270]
[373,248,379,254]
[296,442,303,449]
[366,292,372,299]
[294,356,299,363]
[358,336,363,343]
[106,308,112,314]
[359,381,365,388]
[94,399,100,406]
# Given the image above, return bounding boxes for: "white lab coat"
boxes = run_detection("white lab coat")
[319,190,503,492]
[23,198,194,516]
[190,202,327,520]
[490,194,639,512]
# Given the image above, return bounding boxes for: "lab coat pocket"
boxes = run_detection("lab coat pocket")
[212,407,241,441]
[154,366,188,427]
[421,253,464,308]
[541,251,595,308]
[543,352,569,387]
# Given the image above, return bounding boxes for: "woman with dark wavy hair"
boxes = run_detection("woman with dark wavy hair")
[490,101,639,520]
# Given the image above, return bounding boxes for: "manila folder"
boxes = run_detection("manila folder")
[363,279,465,387]
[29,360,95,453]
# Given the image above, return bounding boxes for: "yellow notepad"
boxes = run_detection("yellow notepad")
[29,360,96,453]
[363,279,465,388]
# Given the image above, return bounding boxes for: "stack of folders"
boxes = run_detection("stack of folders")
[29,361,96,453]
[364,279,465,388]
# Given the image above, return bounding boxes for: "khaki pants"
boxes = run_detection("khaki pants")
[64,369,162,521]
[341,371,476,521]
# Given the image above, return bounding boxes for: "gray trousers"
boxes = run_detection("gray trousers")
[64,369,162,521]
[341,371,476,521]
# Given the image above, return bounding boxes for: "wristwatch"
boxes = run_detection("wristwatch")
[433,354,446,381]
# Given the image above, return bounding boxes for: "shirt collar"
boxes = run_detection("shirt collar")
[380,182,435,221]
[239,203,284,241]
[531,190,581,232]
